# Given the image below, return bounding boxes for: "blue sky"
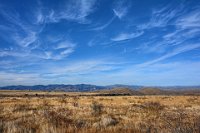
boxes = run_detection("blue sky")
[0,0,200,86]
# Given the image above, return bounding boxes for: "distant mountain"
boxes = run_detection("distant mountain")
[95,87,200,96]
[106,84,143,90]
[95,88,143,95]
[0,84,106,92]
[0,84,200,94]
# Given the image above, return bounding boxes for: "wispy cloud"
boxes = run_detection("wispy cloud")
[138,43,200,67]
[137,28,200,54]
[113,0,130,19]
[0,3,78,61]
[89,15,116,31]
[88,38,97,47]
[110,61,200,86]
[45,0,97,23]
[34,8,45,25]
[0,50,29,58]
[13,32,37,48]
[163,28,200,46]
[176,8,200,29]
[0,9,43,48]
[0,70,65,86]
[135,3,200,55]
[88,0,132,31]
[0,57,127,86]
[0,39,76,61]
[50,60,115,74]
[137,3,183,30]
[42,40,76,60]
[111,31,143,41]
[45,58,128,76]
[54,41,76,49]
[0,0,96,51]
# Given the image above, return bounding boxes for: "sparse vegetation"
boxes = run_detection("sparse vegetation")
[0,91,200,133]
[91,101,103,116]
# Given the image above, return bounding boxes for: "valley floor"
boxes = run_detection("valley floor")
[0,92,200,133]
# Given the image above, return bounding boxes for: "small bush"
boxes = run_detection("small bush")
[91,101,103,116]
[143,102,164,114]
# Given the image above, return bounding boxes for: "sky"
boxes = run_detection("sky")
[0,0,200,86]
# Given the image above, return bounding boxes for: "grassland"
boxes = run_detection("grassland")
[0,90,200,133]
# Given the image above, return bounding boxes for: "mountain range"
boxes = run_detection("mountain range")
[0,84,200,92]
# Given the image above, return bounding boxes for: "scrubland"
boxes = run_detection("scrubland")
[0,92,200,133]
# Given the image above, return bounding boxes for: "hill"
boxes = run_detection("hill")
[139,88,174,95]
[95,88,143,95]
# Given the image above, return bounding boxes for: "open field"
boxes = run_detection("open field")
[0,91,200,133]
[0,90,95,97]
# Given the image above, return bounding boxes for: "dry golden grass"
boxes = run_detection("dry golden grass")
[0,91,200,133]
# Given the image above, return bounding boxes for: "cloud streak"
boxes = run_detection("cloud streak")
[38,40,76,60]
[137,3,184,30]
[176,9,200,29]
[113,0,130,19]
[89,15,116,31]
[45,0,97,23]
[111,31,143,41]
[0,9,41,46]
[135,3,200,56]
[138,43,200,67]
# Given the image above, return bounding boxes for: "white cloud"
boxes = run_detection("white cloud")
[35,10,45,25]
[0,49,30,57]
[0,8,43,48]
[55,41,76,49]
[13,32,37,47]
[111,31,143,41]
[88,39,96,47]
[138,4,183,30]
[0,71,66,86]
[0,72,41,86]
[0,39,76,60]
[135,4,200,55]
[163,28,200,46]
[50,60,112,74]
[113,9,126,19]
[60,48,74,56]
[137,43,200,67]
[46,59,126,76]
[46,0,97,23]
[0,5,76,61]
[42,40,76,60]
[113,0,130,19]
[117,61,200,86]
[176,9,200,29]
[89,15,116,31]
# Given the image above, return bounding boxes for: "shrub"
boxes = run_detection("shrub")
[143,102,164,114]
[91,101,103,116]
